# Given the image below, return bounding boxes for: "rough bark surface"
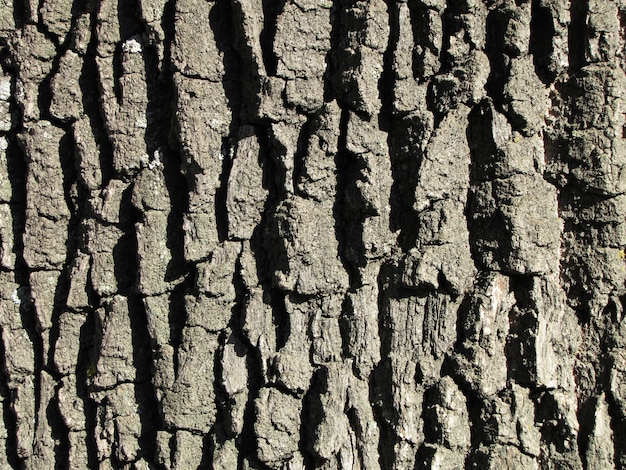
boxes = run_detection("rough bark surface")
[0,0,625,468]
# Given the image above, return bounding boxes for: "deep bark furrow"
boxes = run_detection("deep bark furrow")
[1,0,626,468]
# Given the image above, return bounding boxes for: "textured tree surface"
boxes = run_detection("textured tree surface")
[0,0,626,468]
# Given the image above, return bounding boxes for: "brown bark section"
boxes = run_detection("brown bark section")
[0,0,625,468]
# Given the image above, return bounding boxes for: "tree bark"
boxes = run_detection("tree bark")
[0,0,624,468]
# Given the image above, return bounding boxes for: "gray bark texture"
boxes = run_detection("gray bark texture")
[0,0,624,468]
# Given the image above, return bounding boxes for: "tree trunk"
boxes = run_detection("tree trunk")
[0,0,624,468]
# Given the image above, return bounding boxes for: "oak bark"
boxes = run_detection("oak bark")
[0,0,625,468]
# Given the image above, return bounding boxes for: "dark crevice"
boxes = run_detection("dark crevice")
[162,146,189,284]
[326,0,365,113]
[148,0,191,391]
[382,9,405,108]
[414,444,436,469]
[529,0,557,84]
[334,108,362,288]
[210,0,242,131]
[576,395,596,469]
[339,148,372,287]
[260,0,285,77]
[117,0,143,43]
[371,277,397,469]
[408,1,435,81]
[370,358,396,469]
[270,289,289,351]
[115,12,167,451]
[37,44,66,122]
[463,395,496,468]
[345,405,365,469]
[437,0,456,75]
[113,0,144,106]
[48,382,70,469]
[2,61,29,466]
[257,124,286,213]
[142,9,189,285]
[323,0,342,103]
[47,131,79,377]
[5,132,26,254]
[465,100,512,272]
[208,332,229,466]
[160,0,176,77]
[168,287,188,383]
[11,134,45,465]
[236,348,264,467]
[12,0,25,30]
[300,368,324,468]
[128,297,160,465]
[338,294,354,366]
[210,0,243,245]
[0,335,21,468]
[534,389,581,465]
[606,393,626,470]
[505,275,537,387]
[292,113,315,199]
[378,0,397,128]
[568,0,588,73]
[199,429,217,469]
[79,11,114,187]
[505,305,537,387]
[76,311,99,469]
[214,370,236,447]
[387,115,422,250]
[113,183,141,294]
[215,136,233,243]
[112,230,138,295]
[484,8,509,112]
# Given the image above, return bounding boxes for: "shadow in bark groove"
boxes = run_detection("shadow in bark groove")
[215,136,233,244]
[534,389,581,465]
[47,132,80,384]
[260,0,285,77]
[444,291,491,468]
[76,311,99,469]
[0,338,20,468]
[292,113,315,200]
[47,382,70,469]
[436,0,456,76]
[505,274,537,388]
[37,45,65,122]
[210,0,242,124]
[79,13,115,186]
[300,368,324,468]
[378,0,396,133]
[484,8,509,111]
[529,0,557,84]
[465,100,515,273]
[334,108,363,288]
[236,349,266,468]
[577,394,596,469]
[210,0,243,245]
[129,297,161,464]
[114,0,144,105]
[371,269,406,469]
[11,0,25,30]
[568,0,588,73]
[607,394,626,469]
[387,116,422,250]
